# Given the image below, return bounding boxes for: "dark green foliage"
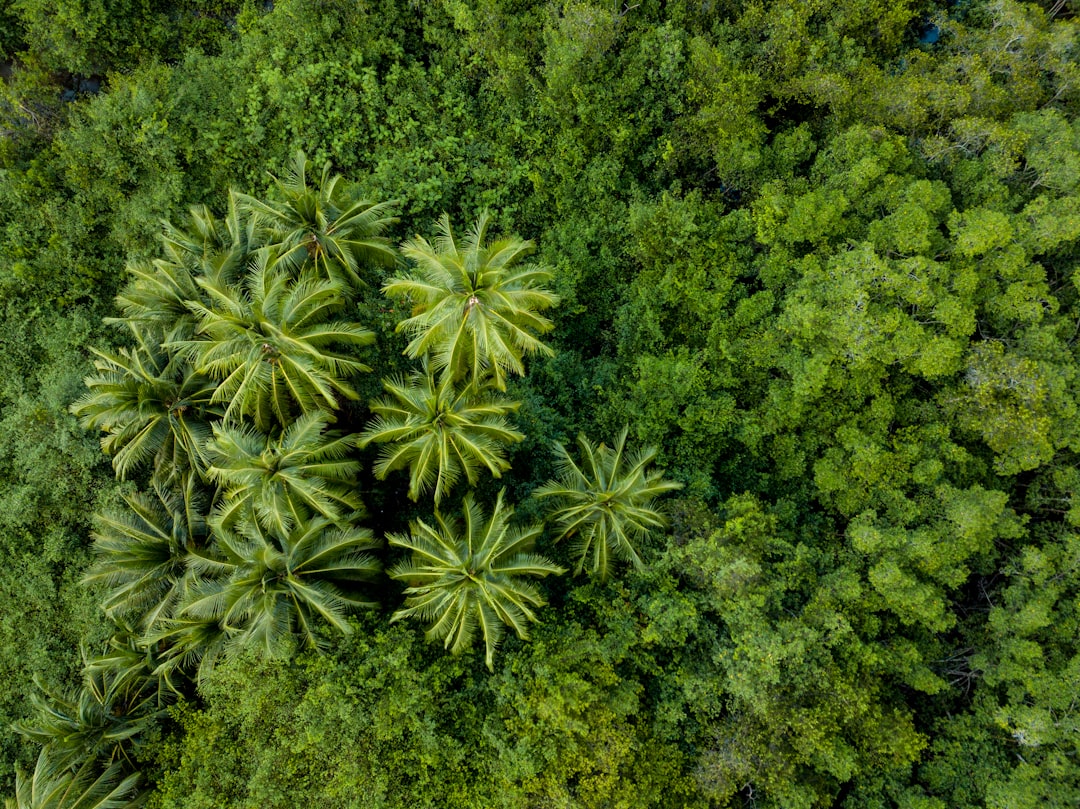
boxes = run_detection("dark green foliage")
[5,0,1080,805]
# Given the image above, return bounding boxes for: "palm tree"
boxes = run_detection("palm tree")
[13,660,165,774]
[236,150,397,288]
[206,412,363,534]
[533,428,682,580]
[383,212,559,390]
[8,750,144,809]
[70,330,219,482]
[83,627,180,701]
[110,194,255,344]
[82,476,208,633]
[359,360,524,504]
[169,252,374,431]
[388,490,564,671]
[179,512,381,657]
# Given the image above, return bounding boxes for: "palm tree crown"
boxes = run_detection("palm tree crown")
[533,428,682,580]
[236,150,397,287]
[70,330,219,482]
[180,512,381,657]
[13,660,165,774]
[359,360,524,504]
[82,476,208,633]
[388,490,564,670]
[383,212,559,390]
[110,195,255,345]
[206,412,363,534]
[169,253,374,431]
[8,750,144,809]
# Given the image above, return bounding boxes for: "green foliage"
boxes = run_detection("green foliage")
[360,361,524,504]
[385,212,560,390]
[388,490,563,670]
[535,428,682,579]
[6,0,1080,805]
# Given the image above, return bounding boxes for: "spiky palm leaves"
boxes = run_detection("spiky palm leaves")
[360,362,524,504]
[207,412,362,533]
[384,212,559,390]
[236,151,397,287]
[13,658,165,774]
[8,750,144,809]
[534,428,682,580]
[70,335,218,482]
[388,491,563,670]
[82,476,208,633]
[110,196,254,344]
[170,253,374,431]
[182,513,381,656]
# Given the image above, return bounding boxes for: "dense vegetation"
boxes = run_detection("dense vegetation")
[2,0,1079,806]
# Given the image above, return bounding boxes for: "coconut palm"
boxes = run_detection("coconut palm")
[359,360,524,504]
[383,212,559,390]
[8,750,144,809]
[206,412,363,534]
[533,428,682,580]
[169,252,374,431]
[179,512,381,657]
[70,330,219,482]
[236,150,397,287]
[83,627,180,701]
[110,194,255,344]
[13,659,165,773]
[82,476,209,633]
[388,490,564,670]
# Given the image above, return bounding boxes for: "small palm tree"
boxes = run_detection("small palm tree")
[180,512,381,656]
[359,361,524,504]
[82,475,209,633]
[388,490,564,671]
[383,212,559,390]
[8,750,144,809]
[206,412,363,534]
[237,150,397,287]
[533,428,682,580]
[111,194,255,344]
[169,252,374,431]
[70,330,219,482]
[13,659,166,773]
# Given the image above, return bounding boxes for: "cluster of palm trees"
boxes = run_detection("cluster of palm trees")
[9,153,679,807]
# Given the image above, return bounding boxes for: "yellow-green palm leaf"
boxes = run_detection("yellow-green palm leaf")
[207,412,363,534]
[383,212,559,390]
[168,253,374,431]
[534,427,682,580]
[70,331,219,483]
[359,361,524,504]
[236,150,397,288]
[388,490,563,671]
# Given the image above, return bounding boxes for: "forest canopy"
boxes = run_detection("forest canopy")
[1,0,1079,807]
